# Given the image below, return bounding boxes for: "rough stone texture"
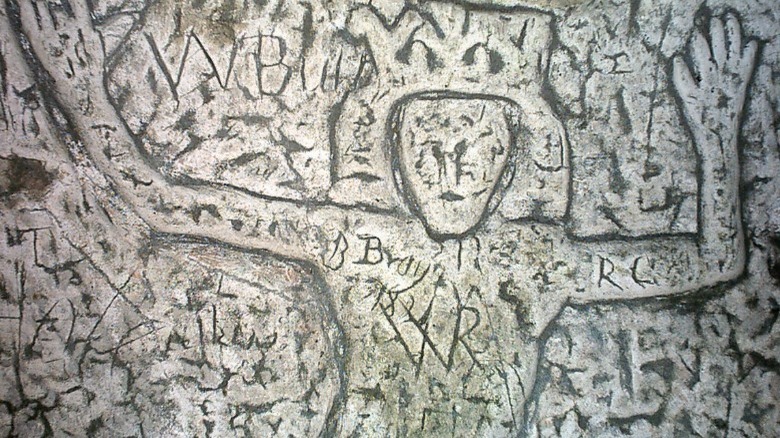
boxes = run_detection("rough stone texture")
[0,0,778,436]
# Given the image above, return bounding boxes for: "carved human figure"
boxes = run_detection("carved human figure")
[12,0,757,435]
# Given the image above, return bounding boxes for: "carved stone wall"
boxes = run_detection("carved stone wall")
[0,0,778,436]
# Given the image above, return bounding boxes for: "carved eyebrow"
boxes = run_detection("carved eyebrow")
[421,139,443,148]
[491,141,505,156]
[459,115,474,126]
[479,128,494,138]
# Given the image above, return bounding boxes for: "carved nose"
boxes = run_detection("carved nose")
[441,140,467,186]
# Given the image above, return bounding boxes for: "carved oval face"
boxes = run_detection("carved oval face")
[395,97,513,238]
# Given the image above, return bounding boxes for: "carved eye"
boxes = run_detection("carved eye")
[422,140,444,161]
[459,115,474,128]
[414,141,442,186]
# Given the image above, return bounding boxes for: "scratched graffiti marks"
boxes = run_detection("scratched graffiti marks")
[0,24,341,433]
[537,298,780,437]
[106,0,369,200]
[2,0,780,436]
[0,214,341,436]
[551,0,701,238]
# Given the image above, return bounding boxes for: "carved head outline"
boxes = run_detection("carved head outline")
[390,93,518,239]
[332,6,569,227]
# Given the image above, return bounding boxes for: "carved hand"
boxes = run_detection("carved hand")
[17,0,106,117]
[671,13,754,284]
[672,14,757,149]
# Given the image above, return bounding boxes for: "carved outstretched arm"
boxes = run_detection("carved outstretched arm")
[13,0,417,265]
[574,14,757,302]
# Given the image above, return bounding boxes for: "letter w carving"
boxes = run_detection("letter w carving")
[144,30,241,102]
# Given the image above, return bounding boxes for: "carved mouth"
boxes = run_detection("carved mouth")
[440,191,465,202]
[471,188,488,198]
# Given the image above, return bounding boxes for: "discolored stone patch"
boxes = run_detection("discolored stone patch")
[0,155,53,198]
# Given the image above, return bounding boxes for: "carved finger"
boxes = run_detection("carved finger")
[18,0,41,33]
[35,0,55,31]
[673,56,698,95]
[741,39,759,75]
[69,0,91,25]
[736,39,759,105]
[18,0,52,63]
[710,16,727,68]
[672,56,702,121]
[691,29,715,84]
[725,13,742,61]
